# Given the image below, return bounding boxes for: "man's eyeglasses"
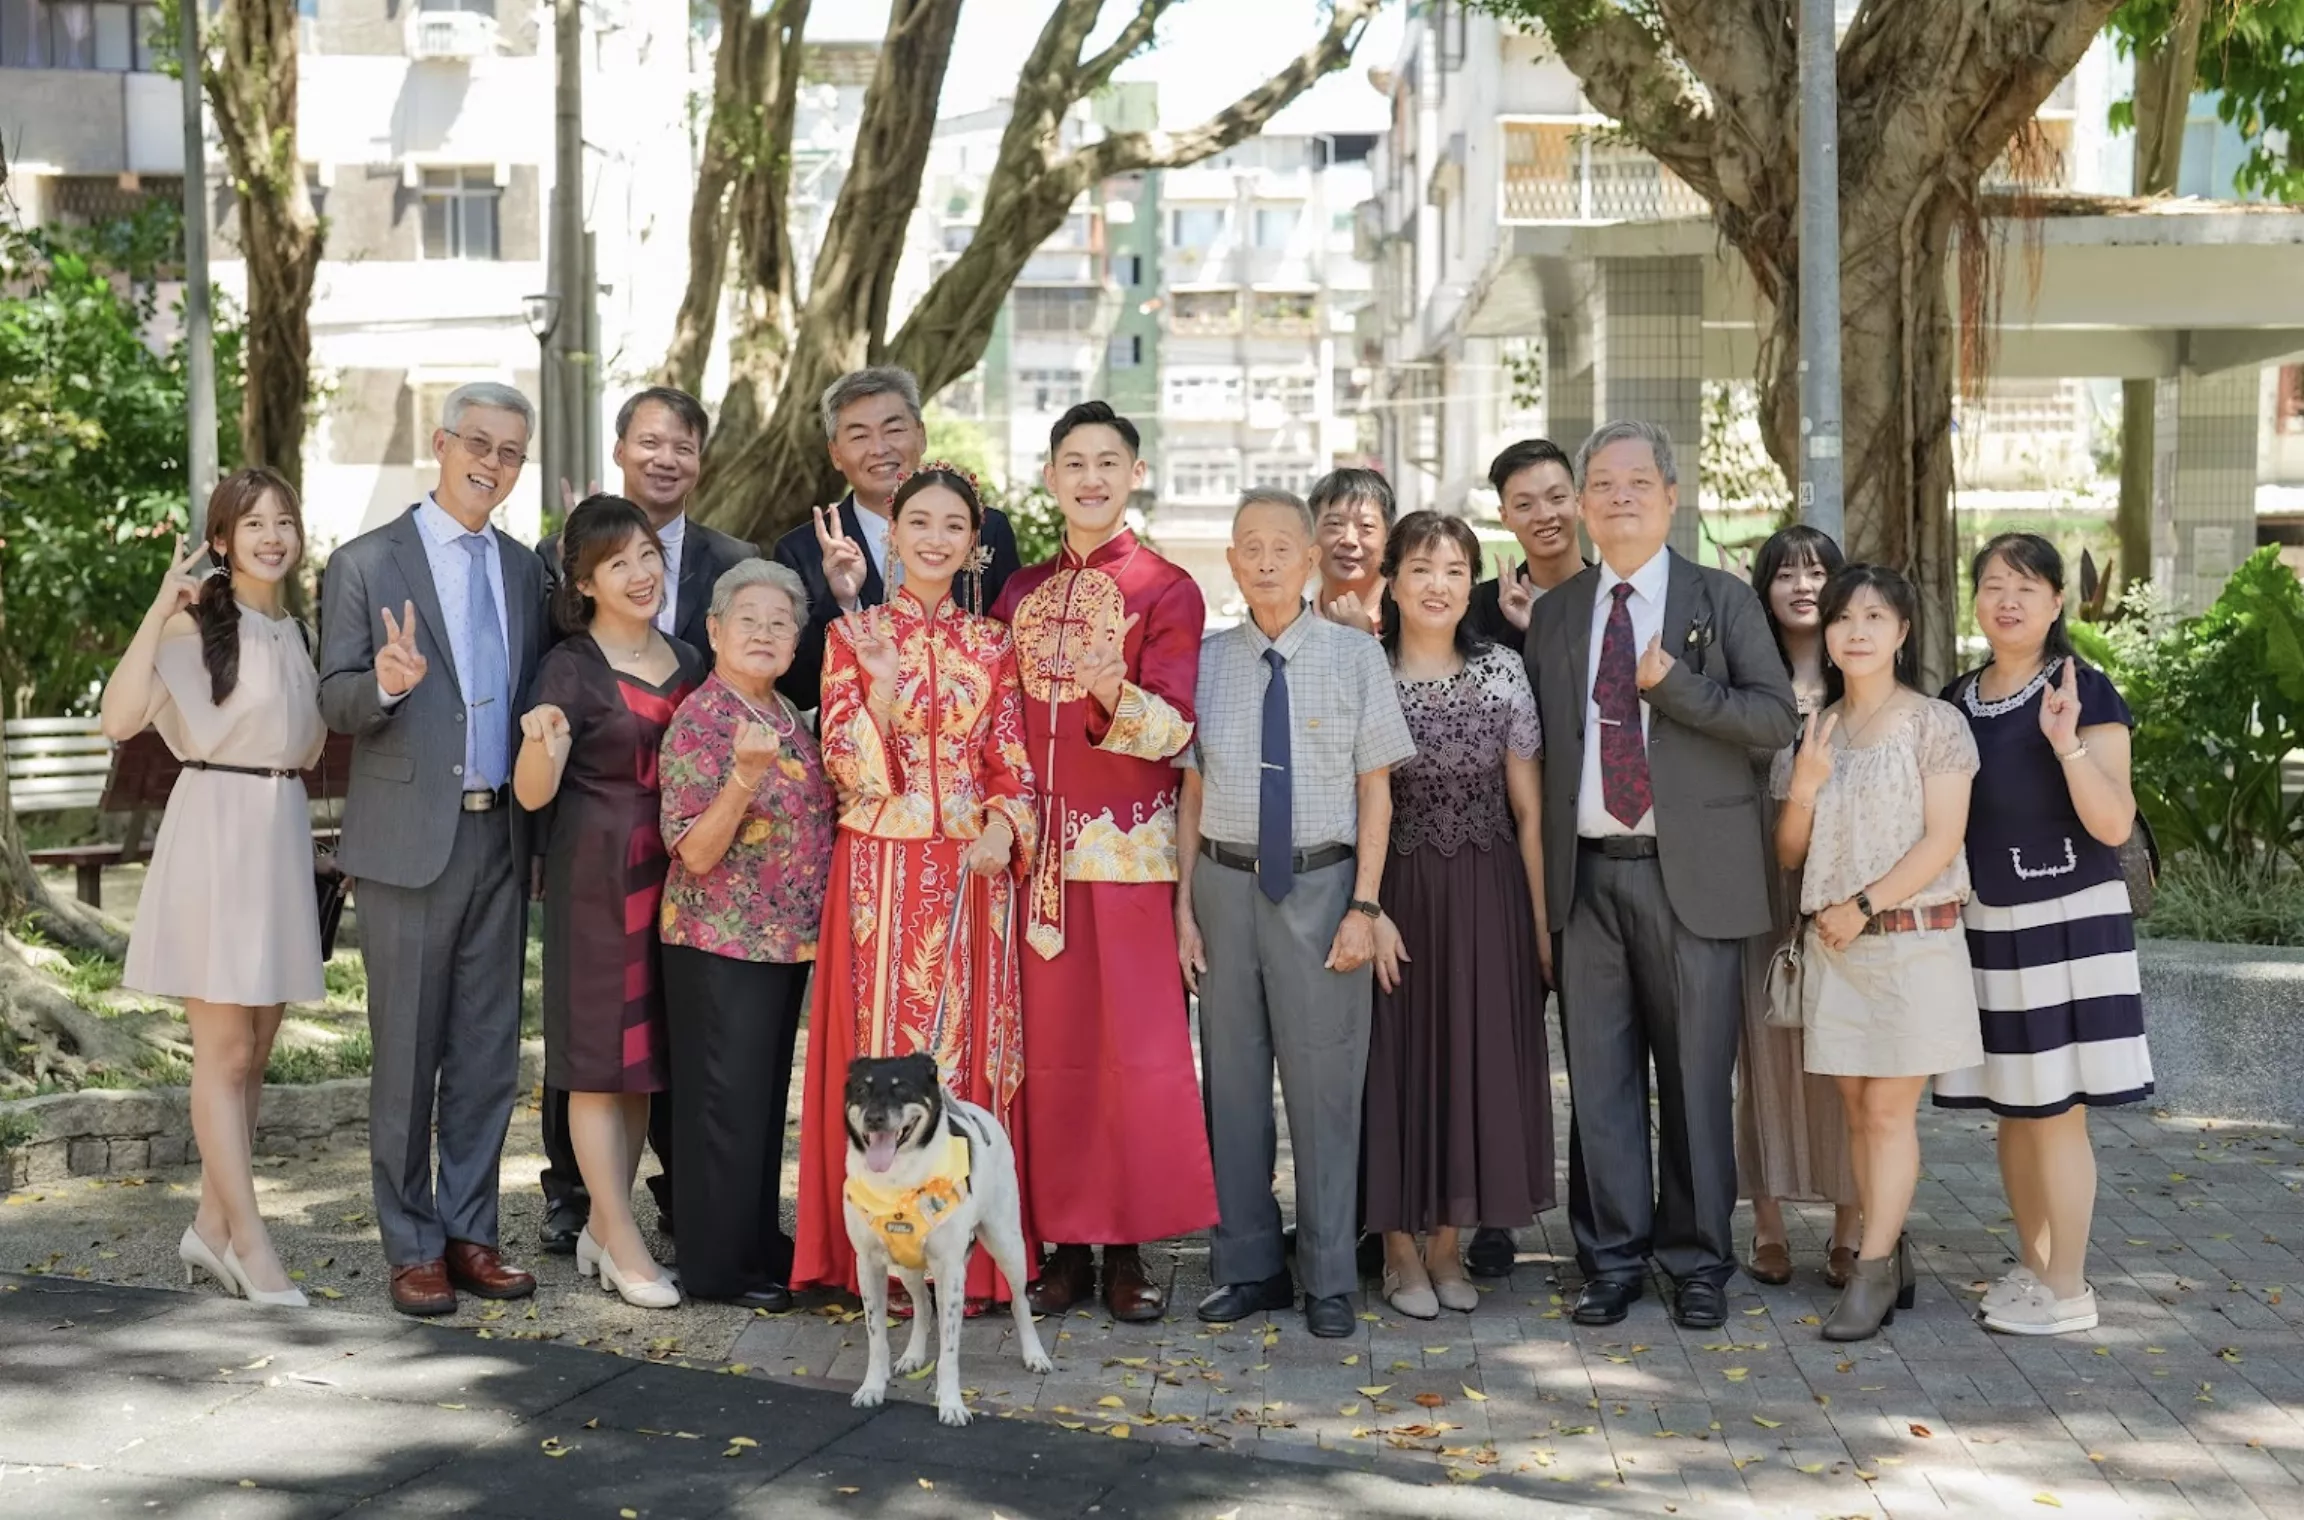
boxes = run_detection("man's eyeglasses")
[443,429,530,471]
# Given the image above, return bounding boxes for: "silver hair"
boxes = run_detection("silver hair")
[708,558,810,626]
[1575,419,1679,487]
[440,381,536,439]
[818,366,923,440]
[1232,486,1316,537]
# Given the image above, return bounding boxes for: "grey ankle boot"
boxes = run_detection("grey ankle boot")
[1821,1254,1901,1342]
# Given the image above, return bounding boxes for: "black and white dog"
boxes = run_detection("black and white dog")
[842,1052,1051,1426]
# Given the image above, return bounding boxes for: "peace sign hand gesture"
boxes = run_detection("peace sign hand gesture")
[149,537,209,622]
[1787,709,1838,809]
[2039,657,2083,757]
[1323,589,1377,636]
[849,610,900,707]
[376,601,430,697]
[1497,561,1536,632]
[1072,613,1140,714]
[814,504,869,608]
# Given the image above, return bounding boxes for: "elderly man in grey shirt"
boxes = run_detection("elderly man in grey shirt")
[1176,487,1416,1339]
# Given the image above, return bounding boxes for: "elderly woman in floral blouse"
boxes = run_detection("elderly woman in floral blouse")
[658,559,836,1310]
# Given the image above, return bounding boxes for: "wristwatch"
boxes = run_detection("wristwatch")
[1350,898,1383,919]
[1853,891,1876,920]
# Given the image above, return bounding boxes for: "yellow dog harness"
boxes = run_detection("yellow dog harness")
[845,1129,973,1273]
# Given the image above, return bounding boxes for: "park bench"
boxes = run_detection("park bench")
[7,716,351,907]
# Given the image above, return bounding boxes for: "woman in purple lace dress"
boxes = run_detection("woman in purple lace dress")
[1362,511,1553,1321]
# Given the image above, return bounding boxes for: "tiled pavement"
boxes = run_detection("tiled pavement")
[9,1020,2304,1516]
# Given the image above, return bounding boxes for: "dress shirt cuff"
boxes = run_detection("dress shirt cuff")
[378,681,407,708]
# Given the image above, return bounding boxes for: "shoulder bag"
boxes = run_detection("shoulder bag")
[1762,917,1812,1030]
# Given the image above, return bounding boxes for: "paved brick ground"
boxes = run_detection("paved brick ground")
[8,1016,2304,1517]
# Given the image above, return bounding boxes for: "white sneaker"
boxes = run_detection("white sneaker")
[1978,1264,2039,1315]
[1984,1281,2097,1336]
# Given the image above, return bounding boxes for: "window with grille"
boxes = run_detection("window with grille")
[1250,371,1317,416]
[1170,289,1239,335]
[1169,207,1225,249]
[1107,334,1143,370]
[1012,287,1098,335]
[1017,368,1086,415]
[1,0,159,68]
[420,169,502,261]
[1254,206,1299,250]
[1169,452,1241,502]
[1248,456,1317,496]
[1164,368,1244,419]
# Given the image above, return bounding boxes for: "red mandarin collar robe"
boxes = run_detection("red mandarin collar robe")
[992,530,1218,1245]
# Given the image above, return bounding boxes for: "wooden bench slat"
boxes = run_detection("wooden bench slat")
[4,717,106,737]
[8,755,114,777]
[5,735,113,757]
[10,774,113,797]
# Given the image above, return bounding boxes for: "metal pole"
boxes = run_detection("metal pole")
[178,0,218,510]
[552,0,585,499]
[1797,0,1844,544]
[580,228,600,486]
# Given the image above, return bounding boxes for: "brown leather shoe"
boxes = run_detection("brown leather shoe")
[390,1259,457,1318]
[1747,1241,1793,1286]
[1101,1246,1165,1323]
[1027,1244,1095,1316]
[444,1240,537,1300]
[1825,1245,1858,1289]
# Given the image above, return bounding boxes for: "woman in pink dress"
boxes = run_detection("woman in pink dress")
[103,467,326,1309]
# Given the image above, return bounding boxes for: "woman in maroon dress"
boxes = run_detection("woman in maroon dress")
[515,496,704,1309]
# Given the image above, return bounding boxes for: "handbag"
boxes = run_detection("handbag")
[1762,917,1812,1030]
[2119,812,2161,919]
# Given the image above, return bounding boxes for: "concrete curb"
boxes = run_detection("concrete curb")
[2137,936,2304,1127]
[1,1039,545,1192]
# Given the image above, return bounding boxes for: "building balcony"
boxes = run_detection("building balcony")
[407,11,498,62]
[1498,116,1706,224]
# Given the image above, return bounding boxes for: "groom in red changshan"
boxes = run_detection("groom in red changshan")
[991,400,1219,1321]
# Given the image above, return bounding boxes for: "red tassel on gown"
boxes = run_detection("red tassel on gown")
[790,590,1039,1302]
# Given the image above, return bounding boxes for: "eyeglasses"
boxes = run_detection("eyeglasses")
[443,429,530,470]
[727,616,800,642]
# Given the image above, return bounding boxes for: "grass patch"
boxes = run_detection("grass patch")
[264,1030,372,1085]
[2141,857,2304,948]
[0,1109,37,1151]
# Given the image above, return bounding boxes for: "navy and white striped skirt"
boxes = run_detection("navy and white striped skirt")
[1932,878,2153,1118]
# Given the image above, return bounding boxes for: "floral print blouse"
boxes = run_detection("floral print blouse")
[658,672,836,963]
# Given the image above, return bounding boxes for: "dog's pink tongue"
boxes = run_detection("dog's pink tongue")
[864,1131,901,1173]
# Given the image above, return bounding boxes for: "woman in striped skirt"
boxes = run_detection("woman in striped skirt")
[1935,532,2150,1336]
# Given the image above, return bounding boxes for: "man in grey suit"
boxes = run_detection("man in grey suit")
[1523,421,1798,1331]
[319,381,550,1318]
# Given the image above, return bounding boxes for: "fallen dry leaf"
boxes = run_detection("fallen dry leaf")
[1753,1416,1782,1429]
[1910,1423,1934,1438]
[1414,1392,1447,1409]
[1462,1385,1488,1402]
[1357,1384,1391,1398]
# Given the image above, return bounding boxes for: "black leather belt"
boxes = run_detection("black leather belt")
[182,760,299,780]
[1579,835,1659,859]
[461,787,510,813]
[1200,839,1354,875]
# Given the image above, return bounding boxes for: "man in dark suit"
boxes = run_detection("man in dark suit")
[1523,420,1798,1332]
[318,382,551,1317]
[531,385,758,1253]
[772,365,1020,707]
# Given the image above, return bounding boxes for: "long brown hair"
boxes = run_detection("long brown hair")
[193,467,305,704]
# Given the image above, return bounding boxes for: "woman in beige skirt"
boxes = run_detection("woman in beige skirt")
[1774,564,1982,1343]
[1737,526,1860,1288]
[102,468,326,1310]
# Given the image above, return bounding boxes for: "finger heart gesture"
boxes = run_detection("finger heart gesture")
[519,703,571,756]
[1636,632,1676,690]
[1072,612,1139,712]
[376,600,430,696]
[732,718,780,772]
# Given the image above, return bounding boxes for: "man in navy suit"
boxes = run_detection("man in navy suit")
[772,366,1020,707]
[530,385,759,1254]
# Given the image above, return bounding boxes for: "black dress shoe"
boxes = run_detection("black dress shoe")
[1304,1293,1354,1338]
[700,1285,792,1312]
[1466,1227,1516,1278]
[1571,1278,1643,1326]
[1196,1270,1294,1323]
[1673,1279,1728,1330]
[538,1203,586,1256]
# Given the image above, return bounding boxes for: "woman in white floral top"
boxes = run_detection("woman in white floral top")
[656,560,835,1309]
[1774,564,1981,1343]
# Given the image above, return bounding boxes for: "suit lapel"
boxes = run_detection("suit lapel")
[676,525,714,633]
[388,507,464,696]
[842,495,887,606]
[1563,570,1598,743]
[1661,550,1697,670]
[494,532,531,677]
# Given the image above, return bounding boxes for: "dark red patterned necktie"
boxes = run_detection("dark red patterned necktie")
[1596,582,1651,827]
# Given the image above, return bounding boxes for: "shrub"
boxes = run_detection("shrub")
[2139,856,2304,947]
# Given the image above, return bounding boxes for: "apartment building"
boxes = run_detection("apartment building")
[3,0,693,548]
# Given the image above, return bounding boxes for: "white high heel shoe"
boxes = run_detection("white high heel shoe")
[179,1226,234,1294]
[595,1247,680,1310]
[575,1227,601,1279]
[223,1246,309,1308]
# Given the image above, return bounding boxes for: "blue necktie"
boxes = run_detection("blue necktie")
[459,534,510,791]
[1258,646,1293,903]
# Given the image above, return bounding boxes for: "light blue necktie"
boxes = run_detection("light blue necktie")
[459,534,509,791]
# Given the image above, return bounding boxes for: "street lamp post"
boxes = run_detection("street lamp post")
[179,0,217,510]
[1797,0,1845,544]
[524,292,562,527]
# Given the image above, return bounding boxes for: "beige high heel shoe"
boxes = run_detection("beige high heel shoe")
[224,1246,309,1309]
[596,1247,681,1310]
[179,1226,234,1294]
